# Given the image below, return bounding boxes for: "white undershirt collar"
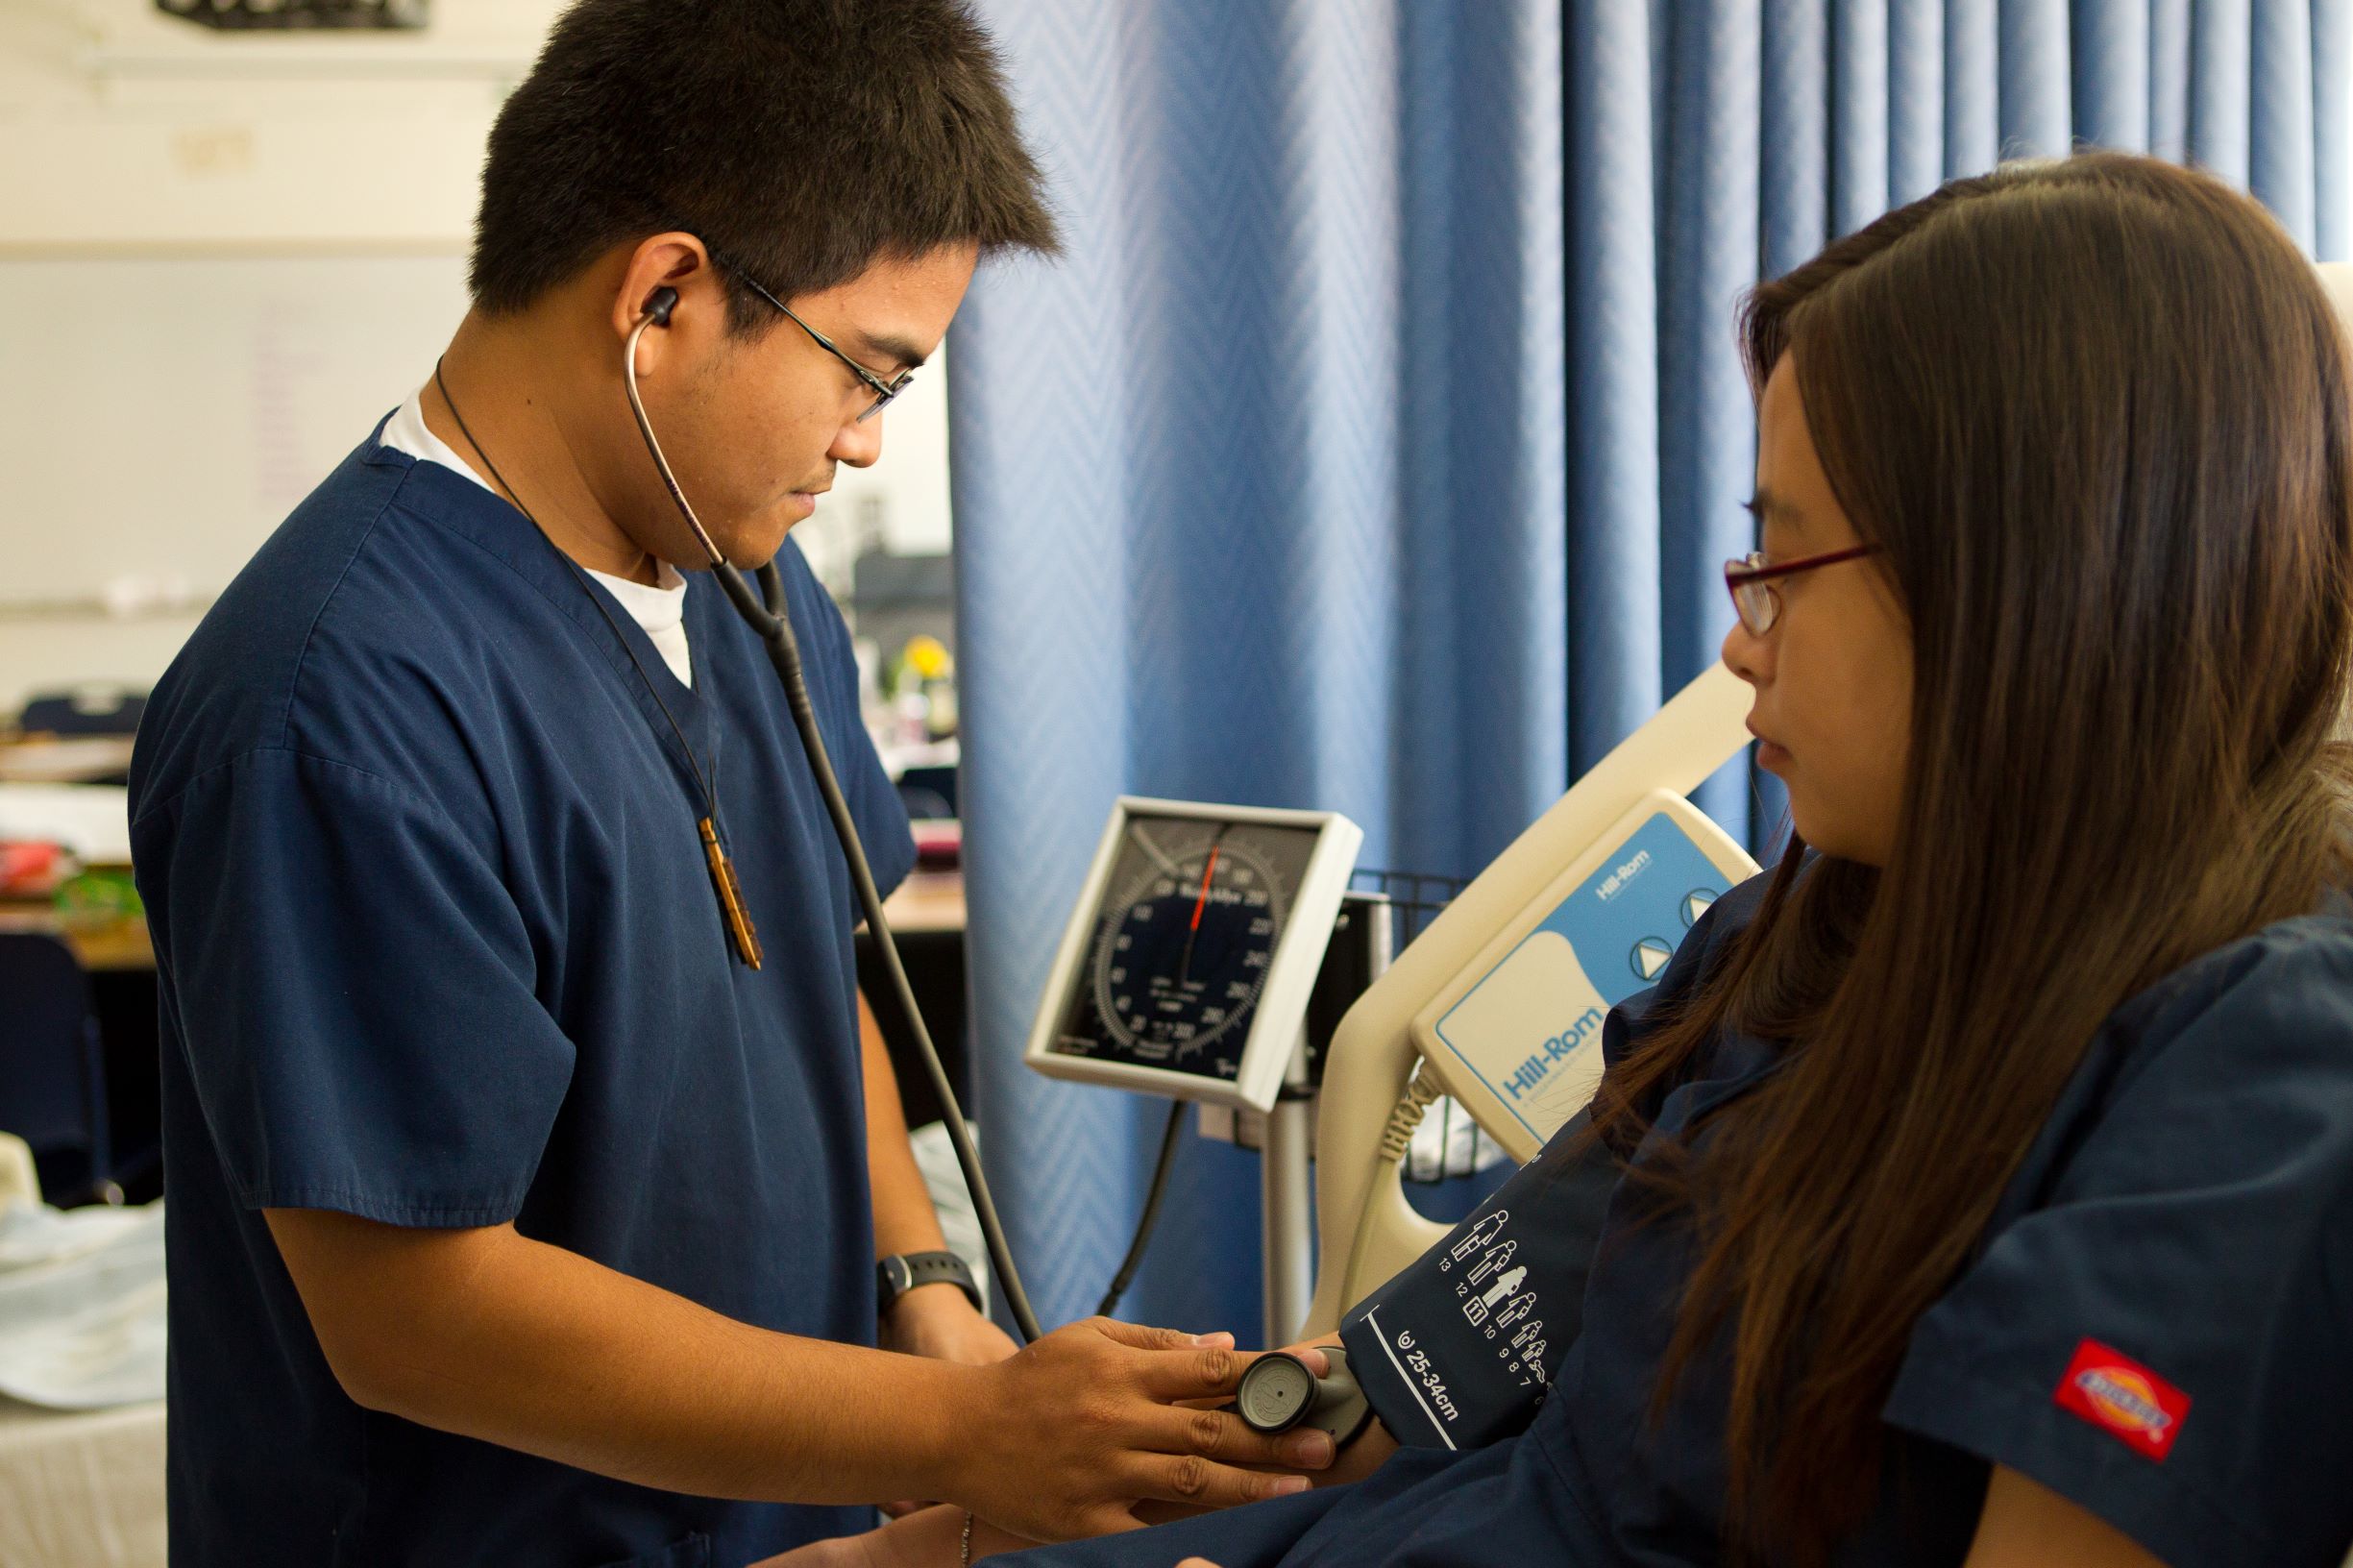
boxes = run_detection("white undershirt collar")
[380,390,695,689]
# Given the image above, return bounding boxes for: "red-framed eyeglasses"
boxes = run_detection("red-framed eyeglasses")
[1723,544,1881,635]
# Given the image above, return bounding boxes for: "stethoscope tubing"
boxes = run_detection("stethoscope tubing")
[624,312,1045,1343]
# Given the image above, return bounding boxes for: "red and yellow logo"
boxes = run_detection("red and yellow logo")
[2054,1340,2191,1461]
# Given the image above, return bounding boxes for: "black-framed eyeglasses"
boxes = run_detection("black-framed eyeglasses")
[1723,544,1880,635]
[702,241,915,424]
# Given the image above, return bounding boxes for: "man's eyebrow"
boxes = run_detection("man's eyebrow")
[855,331,929,373]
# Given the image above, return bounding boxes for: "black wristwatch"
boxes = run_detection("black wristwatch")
[877,1250,982,1316]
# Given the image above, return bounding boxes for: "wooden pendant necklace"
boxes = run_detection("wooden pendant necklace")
[433,359,764,970]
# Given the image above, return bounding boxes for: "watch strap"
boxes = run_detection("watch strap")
[877,1250,982,1315]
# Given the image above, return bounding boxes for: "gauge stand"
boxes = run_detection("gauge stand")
[1261,894,1394,1346]
[1261,1033,1314,1348]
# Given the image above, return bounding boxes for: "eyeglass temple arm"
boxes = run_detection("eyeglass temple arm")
[1724,542,1877,586]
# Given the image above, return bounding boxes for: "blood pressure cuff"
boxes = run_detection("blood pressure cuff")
[1336,1114,1621,1451]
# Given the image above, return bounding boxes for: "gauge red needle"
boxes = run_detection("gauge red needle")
[1189,847,1221,930]
[1178,846,1220,984]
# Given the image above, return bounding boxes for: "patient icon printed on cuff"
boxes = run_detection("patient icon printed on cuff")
[1461,1265,1530,1327]
[1440,1212,1507,1267]
[1465,1239,1517,1284]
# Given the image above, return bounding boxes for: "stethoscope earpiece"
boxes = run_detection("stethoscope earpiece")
[643,285,679,328]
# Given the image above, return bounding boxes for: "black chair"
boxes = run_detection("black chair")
[16,687,146,739]
[895,763,958,820]
[0,933,117,1206]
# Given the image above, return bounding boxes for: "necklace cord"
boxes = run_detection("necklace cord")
[431,345,1044,1344]
[432,359,720,820]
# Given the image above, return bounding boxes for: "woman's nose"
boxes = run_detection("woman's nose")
[1722,617,1770,686]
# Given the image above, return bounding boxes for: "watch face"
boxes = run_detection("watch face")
[1051,814,1324,1083]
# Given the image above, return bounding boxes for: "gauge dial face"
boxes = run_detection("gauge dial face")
[1052,815,1324,1081]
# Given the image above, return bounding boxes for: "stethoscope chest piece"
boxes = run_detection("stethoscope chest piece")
[1231,1345,1373,1447]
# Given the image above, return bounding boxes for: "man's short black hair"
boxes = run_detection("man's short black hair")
[471,0,1058,329]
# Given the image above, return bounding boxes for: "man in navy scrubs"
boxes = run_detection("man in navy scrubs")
[127,4,1331,1564]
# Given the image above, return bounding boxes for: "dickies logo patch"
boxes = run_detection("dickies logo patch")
[2054,1339,2190,1460]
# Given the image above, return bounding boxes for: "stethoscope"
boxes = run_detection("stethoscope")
[621,285,1046,1342]
[624,290,1373,1427]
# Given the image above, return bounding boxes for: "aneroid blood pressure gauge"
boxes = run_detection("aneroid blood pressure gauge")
[1023,799,1361,1113]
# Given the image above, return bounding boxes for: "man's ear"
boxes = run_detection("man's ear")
[612,234,716,374]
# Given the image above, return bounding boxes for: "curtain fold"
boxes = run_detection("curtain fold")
[946,0,2350,1339]
[1658,2,1764,834]
[951,0,1565,1335]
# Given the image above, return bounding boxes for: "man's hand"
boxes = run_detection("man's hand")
[882,1284,1019,1367]
[948,1318,1335,1543]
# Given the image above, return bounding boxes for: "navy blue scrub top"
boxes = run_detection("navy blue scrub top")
[1008,873,2353,1568]
[128,427,915,1568]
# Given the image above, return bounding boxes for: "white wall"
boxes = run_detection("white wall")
[0,0,955,715]
[0,251,472,712]
[0,0,550,252]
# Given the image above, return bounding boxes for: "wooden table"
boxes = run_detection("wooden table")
[0,907,152,972]
[874,869,967,934]
[0,869,964,974]
[0,738,135,786]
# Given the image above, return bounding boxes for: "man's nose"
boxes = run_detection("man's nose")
[830,411,883,469]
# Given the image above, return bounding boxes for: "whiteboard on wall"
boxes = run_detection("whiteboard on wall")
[0,253,472,609]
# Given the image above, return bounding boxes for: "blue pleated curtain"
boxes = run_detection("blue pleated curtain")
[946,0,2350,1338]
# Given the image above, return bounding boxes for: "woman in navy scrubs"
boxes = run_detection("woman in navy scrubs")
[785,152,2353,1568]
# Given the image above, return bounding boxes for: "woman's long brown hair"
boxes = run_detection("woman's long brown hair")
[1588,153,2353,1562]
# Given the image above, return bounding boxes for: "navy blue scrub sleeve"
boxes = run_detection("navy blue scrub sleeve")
[137,747,576,1225]
[1881,922,2353,1568]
